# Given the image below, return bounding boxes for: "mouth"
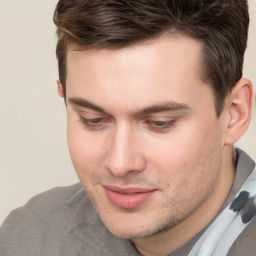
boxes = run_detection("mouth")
[103,185,157,209]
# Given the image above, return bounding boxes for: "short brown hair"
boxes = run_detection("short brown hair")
[53,0,249,115]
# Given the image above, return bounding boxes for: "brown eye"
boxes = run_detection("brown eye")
[145,119,176,133]
[80,117,110,130]
[151,120,171,127]
[86,117,105,124]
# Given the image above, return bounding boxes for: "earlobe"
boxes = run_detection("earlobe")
[57,80,64,98]
[224,78,254,145]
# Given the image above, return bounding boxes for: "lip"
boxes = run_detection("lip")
[103,185,157,209]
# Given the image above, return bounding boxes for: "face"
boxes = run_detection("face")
[65,35,227,239]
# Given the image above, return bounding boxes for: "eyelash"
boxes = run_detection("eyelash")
[79,116,176,133]
[144,120,177,133]
[80,117,109,130]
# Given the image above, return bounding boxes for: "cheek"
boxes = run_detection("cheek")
[67,120,105,178]
[146,121,222,182]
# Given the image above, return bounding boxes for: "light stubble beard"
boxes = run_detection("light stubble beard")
[85,177,215,240]
[82,148,223,240]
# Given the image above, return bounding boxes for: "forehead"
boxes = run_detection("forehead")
[67,33,203,77]
[65,34,213,112]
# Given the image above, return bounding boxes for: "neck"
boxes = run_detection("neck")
[133,146,236,256]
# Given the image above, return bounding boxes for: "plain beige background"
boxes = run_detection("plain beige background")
[0,1,255,224]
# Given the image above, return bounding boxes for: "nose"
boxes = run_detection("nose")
[105,123,146,177]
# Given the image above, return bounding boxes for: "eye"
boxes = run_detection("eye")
[145,119,176,133]
[80,116,110,130]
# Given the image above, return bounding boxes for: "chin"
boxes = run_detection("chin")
[102,212,174,240]
[107,225,151,240]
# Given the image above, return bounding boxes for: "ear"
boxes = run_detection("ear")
[57,79,64,98]
[224,78,254,145]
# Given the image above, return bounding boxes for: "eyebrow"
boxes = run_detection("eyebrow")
[68,97,190,116]
[134,102,190,117]
[68,97,106,113]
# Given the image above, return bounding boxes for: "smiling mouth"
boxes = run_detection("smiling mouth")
[103,185,157,209]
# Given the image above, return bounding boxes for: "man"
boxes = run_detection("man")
[0,0,255,255]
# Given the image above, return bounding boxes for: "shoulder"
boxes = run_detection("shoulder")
[0,183,87,256]
[3,183,84,224]
[228,149,256,255]
[0,184,137,256]
[228,217,256,255]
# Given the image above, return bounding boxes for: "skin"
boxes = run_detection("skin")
[59,34,252,256]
